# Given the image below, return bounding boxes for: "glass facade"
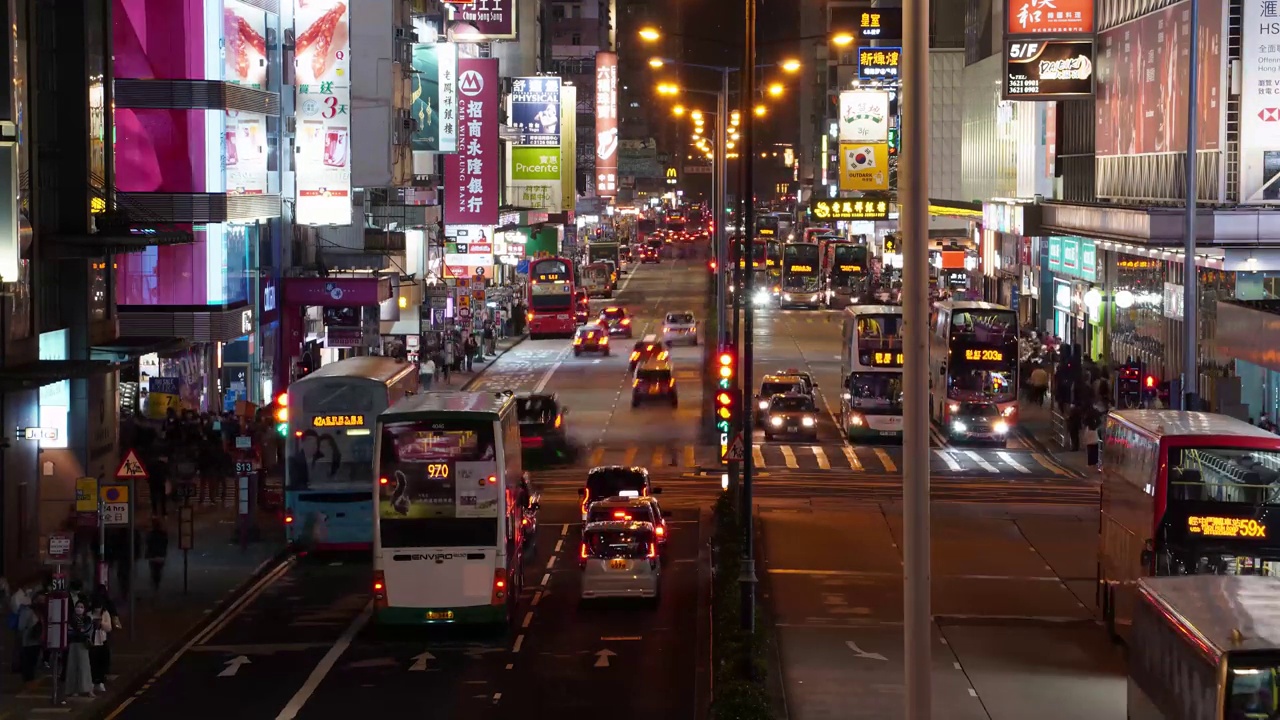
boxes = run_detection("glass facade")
[1109,253,1165,372]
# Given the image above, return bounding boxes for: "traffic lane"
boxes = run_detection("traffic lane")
[468,339,571,394]
[1007,510,1103,611]
[748,306,846,439]
[111,559,370,720]
[939,623,1125,720]
[497,505,703,718]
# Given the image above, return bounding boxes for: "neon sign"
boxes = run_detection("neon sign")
[789,264,814,273]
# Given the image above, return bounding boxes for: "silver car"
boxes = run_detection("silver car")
[579,521,661,602]
[662,312,698,346]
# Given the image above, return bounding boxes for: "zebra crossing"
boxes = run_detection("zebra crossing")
[561,442,1077,477]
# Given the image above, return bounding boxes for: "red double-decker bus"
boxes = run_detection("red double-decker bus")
[527,257,577,339]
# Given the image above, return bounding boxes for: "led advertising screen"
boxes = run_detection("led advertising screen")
[225,111,268,195]
[444,58,499,226]
[294,0,352,225]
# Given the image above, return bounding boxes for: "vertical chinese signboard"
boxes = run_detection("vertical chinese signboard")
[510,77,561,146]
[560,84,577,212]
[445,57,498,226]
[595,51,618,197]
[294,0,352,226]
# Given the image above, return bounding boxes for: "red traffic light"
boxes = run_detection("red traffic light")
[708,260,717,271]
[1145,375,1157,389]
[719,353,733,366]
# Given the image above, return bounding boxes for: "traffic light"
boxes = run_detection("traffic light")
[717,349,734,389]
[715,347,737,461]
[274,392,289,436]
[1117,361,1142,408]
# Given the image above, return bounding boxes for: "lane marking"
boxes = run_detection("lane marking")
[541,573,551,586]
[274,601,374,719]
[532,591,544,606]
[554,539,563,553]
[964,450,998,473]
[780,445,799,469]
[934,449,962,471]
[968,689,978,698]
[532,348,569,393]
[546,556,557,570]
[521,611,533,628]
[600,635,644,641]
[622,445,638,466]
[753,446,766,468]
[512,635,525,653]
[1031,452,1072,477]
[651,446,666,468]
[812,446,830,470]
[953,662,962,670]
[843,446,863,471]
[873,448,896,473]
[561,523,569,536]
[588,446,606,466]
[996,451,1029,474]
[684,445,696,467]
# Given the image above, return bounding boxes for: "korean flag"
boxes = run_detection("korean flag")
[847,146,876,171]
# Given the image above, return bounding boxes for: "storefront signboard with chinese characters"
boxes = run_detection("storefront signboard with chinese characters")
[811,199,891,221]
[294,0,352,226]
[444,58,499,226]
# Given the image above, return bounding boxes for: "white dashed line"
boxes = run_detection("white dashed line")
[512,635,524,653]
[554,539,563,553]
[522,611,533,628]
[541,573,551,586]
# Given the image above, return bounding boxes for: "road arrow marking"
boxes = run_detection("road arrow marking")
[219,655,252,677]
[845,640,888,661]
[409,651,436,671]
[594,649,616,668]
[346,657,399,669]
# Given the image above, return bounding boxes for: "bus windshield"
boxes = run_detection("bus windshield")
[950,309,1018,344]
[833,244,868,273]
[847,373,904,411]
[1227,658,1280,717]
[783,244,820,289]
[377,419,500,548]
[948,367,1016,403]
[857,315,903,347]
[1168,447,1280,504]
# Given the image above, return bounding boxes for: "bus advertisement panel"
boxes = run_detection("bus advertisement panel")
[780,242,821,308]
[840,306,904,440]
[527,257,576,339]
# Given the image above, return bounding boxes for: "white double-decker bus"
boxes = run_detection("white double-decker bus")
[372,392,526,627]
[839,305,904,441]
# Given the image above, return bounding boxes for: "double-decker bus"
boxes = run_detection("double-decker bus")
[285,356,418,550]
[780,241,822,309]
[372,391,526,627]
[527,257,577,339]
[929,301,1019,441]
[839,305,904,440]
[1098,410,1280,640]
[824,241,870,308]
[1129,575,1280,719]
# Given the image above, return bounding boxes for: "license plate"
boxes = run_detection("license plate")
[609,558,628,570]
[649,387,660,394]
[787,426,798,432]
[879,431,896,436]
[426,610,454,620]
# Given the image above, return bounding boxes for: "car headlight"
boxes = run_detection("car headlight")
[753,290,771,305]
[849,412,864,427]
[770,416,783,427]
[758,400,769,410]
[948,402,960,413]
[993,420,1009,434]
[802,416,815,427]
[952,421,968,434]
[783,293,792,301]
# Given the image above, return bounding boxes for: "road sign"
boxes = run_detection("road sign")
[724,433,745,461]
[46,532,73,563]
[115,449,149,480]
[75,477,98,513]
[235,460,259,475]
[100,484,129,526]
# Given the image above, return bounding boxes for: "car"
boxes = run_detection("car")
[578,521,661,602]
[599,306,634,338]
[945,401,1012,445]
[753,375,806,422]
[662,312,698,347]
[514,393,569,455]
[578,465,660,521]
[763,393,820,441]
[585,495,669,550]
[573,324,611,356]
[639,244,662,264]
[629,335,668,371]
[775,368,817,395]
[631,358,678,408]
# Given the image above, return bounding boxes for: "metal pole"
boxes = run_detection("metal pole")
[1182,0,1200,411]
[718,72,731,345]
[712,108,723,342]
[739,0,758,649]
[902,0,931,711]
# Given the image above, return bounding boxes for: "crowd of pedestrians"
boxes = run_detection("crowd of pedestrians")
[3,578,119,700]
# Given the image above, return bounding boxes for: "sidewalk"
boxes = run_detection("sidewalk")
[1018,399,1098,476]
[2,486,285,717]
[427,334,527,392]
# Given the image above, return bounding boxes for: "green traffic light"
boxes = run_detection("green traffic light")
[276,422,287,436]
[718,379,731,390]
[716,420,731,432]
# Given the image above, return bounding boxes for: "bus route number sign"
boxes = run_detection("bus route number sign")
[312,415,366,428]
[1188,515,1268,539]
[963,349,1004,362]
[425,463,451,480]
[870,352,904,367]
[790,265,814,273]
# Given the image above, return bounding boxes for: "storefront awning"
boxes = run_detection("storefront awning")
[90,336,191,362]
[0,360,117,393]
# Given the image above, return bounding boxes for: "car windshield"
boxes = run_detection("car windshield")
[761,382,799,396]
[666,313,694,324]
[586,470,647,498]
[602,309,624,320]
[771,396,814,412]
[958,402,999,416]
[516,398,556,424]
[587,505,655,524]
[637,369,672,383]
[585,529,654,558]
[847,373,904,410]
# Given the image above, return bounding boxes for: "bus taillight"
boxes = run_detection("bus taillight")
[490,570,508,605]
[284,511,295,524]
[373,570,387,607]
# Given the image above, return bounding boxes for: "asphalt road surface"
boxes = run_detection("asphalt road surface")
[763,502,1126,720]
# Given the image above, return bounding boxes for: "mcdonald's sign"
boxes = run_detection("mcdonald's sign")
[666,167,678,185]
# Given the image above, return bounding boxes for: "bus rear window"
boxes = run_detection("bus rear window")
[530,294,572,311]
[585,530,654,558]
[587,506,655,524]
[586,470,647,498]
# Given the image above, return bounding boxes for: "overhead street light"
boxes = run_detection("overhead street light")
[832,32,855,46]
[767,82,785,97]
[753,104,767,117]
[639,27,661,41]
[672,104,685,116]
[656,83,680,95]
[780,58,802,73]
[649,57,665,68]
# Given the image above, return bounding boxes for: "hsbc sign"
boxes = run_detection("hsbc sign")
[1240,2,1280,203]
[1259,108,1280,123]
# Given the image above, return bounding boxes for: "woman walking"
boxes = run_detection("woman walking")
[88,585,115,693]
[64,600,95,698]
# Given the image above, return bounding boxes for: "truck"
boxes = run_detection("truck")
[582,262,614,299]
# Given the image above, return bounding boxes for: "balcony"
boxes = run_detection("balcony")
[34,172,196,258]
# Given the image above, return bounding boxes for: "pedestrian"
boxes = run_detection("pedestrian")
[88,586,113,693]
[442,343,454,385]
[1027,364,1050,406]
[465,336,478,371]
[1084,412,1102,468]
[144,518,169,597]
[149,452,170,518]
[15,590,41,682]
[63,600,95,698]
[420,356,436,391]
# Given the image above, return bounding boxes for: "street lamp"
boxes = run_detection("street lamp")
[638,27,661,41]
[656,83,680,96]
[780,58,802,73]
[649,57,665,68]
[672,104,685,116]
[767,82,785,97]
[753,104,767,117]
[832,32,855,46]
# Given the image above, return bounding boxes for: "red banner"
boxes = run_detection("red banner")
[1006,0,1094,36]
[445,57,499,226]
[1094,0,1223,157]
[594,51,618,197]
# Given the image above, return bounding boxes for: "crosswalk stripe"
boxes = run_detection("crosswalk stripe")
[753,446,766,468]
[684,445,696,468]
[1031,453,1071,477]
[934,449,962,471]
[812,446,831,470]
[589,446,605,466]
[996,451,1029,474]
[622,446,638,466]
[780,446,799,469]
[964,450,998,473]
[873,448,897,473]
[843,446,863,471]
[651,446,666,468]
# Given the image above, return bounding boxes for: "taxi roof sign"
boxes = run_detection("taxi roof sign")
[115,449,149,480]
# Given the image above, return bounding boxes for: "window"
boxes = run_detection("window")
[571,33,582,45]
[552,5,565,18]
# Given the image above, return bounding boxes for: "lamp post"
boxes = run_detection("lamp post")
[739,0,758,652]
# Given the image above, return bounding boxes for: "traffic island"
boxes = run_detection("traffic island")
[710,491,777,719]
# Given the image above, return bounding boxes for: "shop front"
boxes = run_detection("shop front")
[1039,236,1101,358]
[980,200,1043,314]
[281,275,394,387]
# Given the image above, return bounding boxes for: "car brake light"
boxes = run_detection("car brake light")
[621,318,631,325]
[613,510,629,519]
[379,476,388,485]
[655,525,665,536]
[659,351,669,360]
[284,511,295,524]
[646,345,654,351]
[630,352,639,360]
[522,516,530,526]
[601,337,609,344]
[669,379,676,387]
[373,570,387,607]
[487,475,497,484]
[526,312,534,322]
[555,414,562,428]
[490,569,507,605]
[580,542,589,559]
